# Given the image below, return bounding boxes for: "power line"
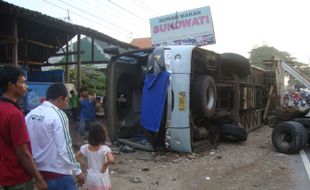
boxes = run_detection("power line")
[102,0,148,26]
[76,0,122,22]
[44,0,120,32]
[53,0,144,36]
[95,0,128,16]
[130,0,156,17]
[43,0,136,37]
[106,0,149,24]
[96,0,146,26]
[131,0,160,16]
[76,0,147,30]
[136,0,160,15]
[56,0,127,31]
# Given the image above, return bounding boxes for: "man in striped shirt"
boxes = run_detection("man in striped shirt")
[25,83,84,190]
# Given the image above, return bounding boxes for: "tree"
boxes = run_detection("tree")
[68,65,106,97]
[249,45,310,89]
[249,46,299,68]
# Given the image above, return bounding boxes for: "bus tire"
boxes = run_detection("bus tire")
[220,53,251,78]
[219,124,248,142]
[192,75,217,118]
[272,121,307,154]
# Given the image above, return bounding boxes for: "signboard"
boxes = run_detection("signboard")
[150,6,215,47]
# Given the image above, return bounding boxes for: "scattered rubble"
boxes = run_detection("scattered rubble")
[130,176,142,183]
[106,126,297,190]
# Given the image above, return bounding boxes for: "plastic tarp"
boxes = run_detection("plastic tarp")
[141,70,170,132]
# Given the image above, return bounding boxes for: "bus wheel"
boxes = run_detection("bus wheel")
[272,121,308,154]
[192,75,217,118]
[220,53,250,78]
[219,124,247,142]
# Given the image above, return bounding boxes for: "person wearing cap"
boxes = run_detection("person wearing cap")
[25,83,84,190]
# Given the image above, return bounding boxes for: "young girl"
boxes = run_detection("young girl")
[76,122,115,190]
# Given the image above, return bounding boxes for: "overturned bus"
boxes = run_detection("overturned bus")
[105,46,273,152]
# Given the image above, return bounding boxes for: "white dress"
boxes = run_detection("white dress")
[80,144,112,190]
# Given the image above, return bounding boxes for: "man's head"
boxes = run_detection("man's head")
[70,90,75,95]
[46,83,69,110]
[79,87,89,98]
[0,65,28,99]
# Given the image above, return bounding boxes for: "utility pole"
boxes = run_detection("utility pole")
[65,9,71,82]
[66,9,71,23]
[66,10,75,64]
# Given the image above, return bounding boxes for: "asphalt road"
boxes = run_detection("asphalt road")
[282,100,310,189]
[292,146,310,190]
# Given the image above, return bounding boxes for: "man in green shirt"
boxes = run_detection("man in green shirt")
[69,90,78,122]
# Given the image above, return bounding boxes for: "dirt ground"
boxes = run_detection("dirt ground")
[78,125,302,190]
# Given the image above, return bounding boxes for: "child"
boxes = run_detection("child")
[76,122,115,190]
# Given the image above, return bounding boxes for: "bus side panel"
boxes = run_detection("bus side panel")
[167,128,192,152]
[168,73,192,152]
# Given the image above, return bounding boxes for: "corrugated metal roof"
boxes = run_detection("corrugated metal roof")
[0,0,137,49]
[0,0,137,67]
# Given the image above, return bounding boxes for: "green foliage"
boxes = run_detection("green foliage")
[69,65,106,96]
[249,46,298,68]
[249,45,310,88]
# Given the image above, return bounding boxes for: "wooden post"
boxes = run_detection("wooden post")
[65,35,69,83]
[77,34,81,95]
[263,85,274,120]
[12,16,18,65]
[275,59,285,106]
[24,39,28,67]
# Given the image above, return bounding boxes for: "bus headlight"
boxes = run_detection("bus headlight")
[164,49,172,73]
[165,128,171,148]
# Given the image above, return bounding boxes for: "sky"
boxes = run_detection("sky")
[5,0,310,63]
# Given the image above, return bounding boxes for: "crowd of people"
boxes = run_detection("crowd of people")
[0,65,114,190]
[283,90,310,107]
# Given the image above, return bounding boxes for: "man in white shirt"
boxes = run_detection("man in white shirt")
[25,83,84,190]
